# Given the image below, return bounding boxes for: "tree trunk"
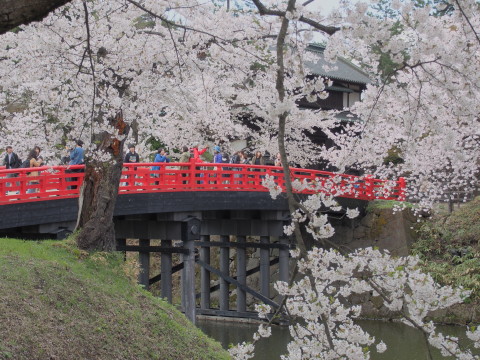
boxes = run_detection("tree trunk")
[75,111,129,251]
[0,0,72,35]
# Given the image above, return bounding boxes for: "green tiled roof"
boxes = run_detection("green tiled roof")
[305,44,371,85]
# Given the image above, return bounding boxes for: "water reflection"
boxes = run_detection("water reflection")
[198,318,475,360]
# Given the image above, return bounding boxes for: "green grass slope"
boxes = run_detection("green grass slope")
[413,196,480,301]
[0,238,229,360]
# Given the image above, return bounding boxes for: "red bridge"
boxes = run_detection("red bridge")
[0,162,406,322]
[0,162,405,205]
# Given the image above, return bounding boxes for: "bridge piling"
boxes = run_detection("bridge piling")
[236,235,247,312]
[219,235,230,311]
[181,217,201,324]
[161,239,173,303]
[118,238,126,261]
[260,236,270,298]
[279,237,290,283]
[200,235,211,310]
[138,239,150,290]
[182,237,196,324]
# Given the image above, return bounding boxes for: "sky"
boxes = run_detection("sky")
[309,0,343,14]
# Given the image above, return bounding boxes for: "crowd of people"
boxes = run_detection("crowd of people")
[3,142,282,170]
[2,142,284,192]
[126,144,283,168]
[2,141,85,193]
[3,141,85,171]
[121,144,284,186]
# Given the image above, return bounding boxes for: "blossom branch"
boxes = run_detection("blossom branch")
[82,0,97,140]
[453,0,480,45]
[250,0,340,35]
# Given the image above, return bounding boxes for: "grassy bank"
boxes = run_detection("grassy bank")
[0,238,229,360]
[413,196,480,302]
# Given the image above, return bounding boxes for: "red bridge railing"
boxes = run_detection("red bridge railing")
[0,163,406,205]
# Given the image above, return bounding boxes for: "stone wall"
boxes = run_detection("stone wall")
[330,206,417,256]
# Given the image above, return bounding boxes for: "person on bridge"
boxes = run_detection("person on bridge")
[211,146,223,184]
[26,148,43,194]
[3,146,21,170]
[123,144,140,187]
[251,150,266,181]
[69,140,84,166]
[251,151,265,166]
[190,145,208,163]
[67,140,84,190]
[179,146,191,184]
[124,144,140,164]
[34,146,43,163]
[3,146,21,192]
[190,145,208,185]
[239,151,249,165]
[274,152,282,167]
[233,151,249,184]
[152,148,170,186]
[213,146,222,164]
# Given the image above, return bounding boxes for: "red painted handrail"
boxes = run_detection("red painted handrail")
[0,163,406,205]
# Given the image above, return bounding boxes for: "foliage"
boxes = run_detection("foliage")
[412,197,480,300]
[382,145,404,166]
[366,199,415,212]
[0,238,229,360]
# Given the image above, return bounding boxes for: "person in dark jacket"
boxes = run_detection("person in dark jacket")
[123,144,140,187]
[3,146,21,191]
[124,144,140,164]
[250,151,266,166]
[3,146,20,169]
[251,150,266,180]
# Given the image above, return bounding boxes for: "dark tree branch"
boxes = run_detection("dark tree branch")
[125,0,220,39]
[250,0,340,35]
[0,0,72,35]
[454,0,480,45]
[81,1,97,140]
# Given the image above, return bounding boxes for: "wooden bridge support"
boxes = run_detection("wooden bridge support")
[236,235,246,312]
[161,239,172,303]
[114,210,292,322]
[219,235,230,311]
[200,235,210,310]
[279,237,290,283]
[181,218,200,324]
[182,237,196,324]
[260,235,270,298]
[138,239,150,290]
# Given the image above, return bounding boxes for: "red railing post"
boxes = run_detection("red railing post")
[398,177,406,201]
[189,161,196,188]
[0,175,4,197]
[364,175,374,200]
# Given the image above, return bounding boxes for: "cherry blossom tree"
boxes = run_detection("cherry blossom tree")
[0,0,339,250]
[1,0,479,357]
[228,0,479,358]
[0,0,276,250]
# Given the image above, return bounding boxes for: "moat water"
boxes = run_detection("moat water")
[198,318,474,359]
